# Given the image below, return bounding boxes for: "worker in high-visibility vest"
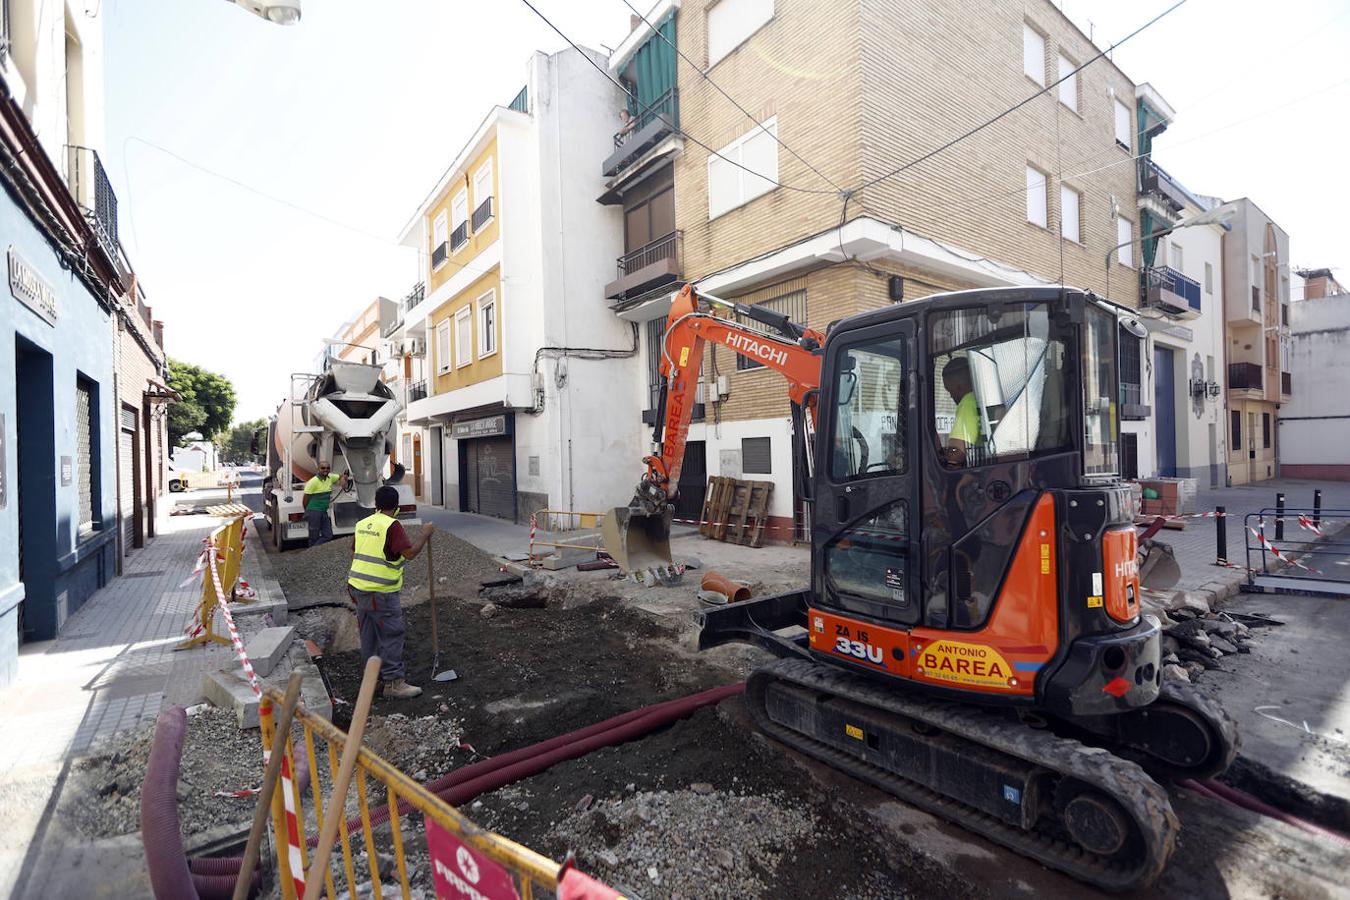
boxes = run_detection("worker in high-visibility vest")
[348,485,436,699]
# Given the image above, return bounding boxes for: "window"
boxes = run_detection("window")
[1057,54,1077,109]
[432,212,448,268]
[831,337,906,481]
[708,119,779,219]
[742,436,772,474]
[1060,184,1080,243]
[451,190,469,249]
[1114,98,1131,149]
[1171,242,1184,275]
[708,0,773,67]
[1117,217,1134,267]
[454,307,472,367]
[1026,166,1048,228]
[435,320,451,374]
[1022,23,1045,84]
[1262,413,1271,449]
[76,376,100,534]
[734,289,807,370]
[930,303,1071,469]
[472,161,493,228]
[1205,262,1213,295]
[1231,410,1241,450]
[624,168,675,253]
[476,290,496,357]
[1119,327,1142,407]
[1081,306,1120,476]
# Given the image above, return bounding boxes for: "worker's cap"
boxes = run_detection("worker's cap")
[375,485,400,510]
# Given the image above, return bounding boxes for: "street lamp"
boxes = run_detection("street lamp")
[226,0,301,25]
[1105,201,1238,305]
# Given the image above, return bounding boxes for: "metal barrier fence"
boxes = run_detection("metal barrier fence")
[528,509,606,567]
[258,683,616,900]
[1242,507,1350,596]
[178,513,250,650]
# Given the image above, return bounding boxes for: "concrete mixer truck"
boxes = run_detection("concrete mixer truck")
[260,359,419,550]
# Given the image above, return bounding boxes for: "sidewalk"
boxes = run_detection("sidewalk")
[417,506,534,559]
[0,511,284,899]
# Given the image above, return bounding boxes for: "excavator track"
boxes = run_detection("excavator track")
[748,658,1179,893]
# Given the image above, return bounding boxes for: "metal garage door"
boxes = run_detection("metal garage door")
[119,407,137,556]
[464,437,515,520]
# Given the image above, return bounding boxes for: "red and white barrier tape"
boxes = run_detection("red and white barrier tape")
[1248,527,1324,576]
[1297,514,1326,537]
[214,787,261,799]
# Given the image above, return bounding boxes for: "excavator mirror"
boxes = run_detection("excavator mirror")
[249,430,261,456]
[837,357,858,406]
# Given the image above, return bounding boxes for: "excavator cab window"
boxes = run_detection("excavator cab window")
[831,339,907,480]
[1081,304,1121,477]
[929,303,1071,468]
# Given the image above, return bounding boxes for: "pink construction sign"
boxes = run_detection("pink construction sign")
[425,816,521,900]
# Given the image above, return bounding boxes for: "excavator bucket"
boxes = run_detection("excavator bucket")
[1138,539,1182,591]
[602,506,674,575]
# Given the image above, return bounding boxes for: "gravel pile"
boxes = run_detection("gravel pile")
[60,707,264,840]
[362,711,465,782]
[270,530,505,608]
[549,787,818,899]
[1141,586,1258,683]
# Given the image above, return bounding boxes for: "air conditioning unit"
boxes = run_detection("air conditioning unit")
[403,338,425,358]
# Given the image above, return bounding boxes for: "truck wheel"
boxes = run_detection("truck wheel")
[169,479,185,493]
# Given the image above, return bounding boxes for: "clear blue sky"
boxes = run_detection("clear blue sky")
[102,0,1350,423]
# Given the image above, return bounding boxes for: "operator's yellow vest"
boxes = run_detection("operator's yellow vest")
[347,512,406,593]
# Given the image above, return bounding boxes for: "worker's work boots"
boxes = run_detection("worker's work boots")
[382,679,423,699]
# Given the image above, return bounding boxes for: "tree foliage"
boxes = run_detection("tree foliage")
[216,418,268,464]
[167,358,237,445]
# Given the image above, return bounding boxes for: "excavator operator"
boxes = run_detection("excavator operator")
[942,356,980,467]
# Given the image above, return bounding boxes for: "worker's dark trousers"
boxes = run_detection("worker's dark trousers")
[349,587,406,682]
[306,509,333,546]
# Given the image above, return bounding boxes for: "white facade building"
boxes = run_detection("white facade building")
[1281,291,1350,481]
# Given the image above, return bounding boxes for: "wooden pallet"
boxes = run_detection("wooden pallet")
[698,476,773,547]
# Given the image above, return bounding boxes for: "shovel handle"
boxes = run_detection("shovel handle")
[427,540,438,655]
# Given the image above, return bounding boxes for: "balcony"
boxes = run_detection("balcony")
[1139,159,1187,212]
[602,88,679,179]
[1143,265,1201,319]
[450,221,469,252]
[402,282,425,316]
[431,242,448,270]
[605,231,682,304]
[409,380,428,403]
[1228,362,1263,393]
[66,146,118,255]
[1282,371,1292,396]
[471,196,493,231]
[1119,381,1150,420]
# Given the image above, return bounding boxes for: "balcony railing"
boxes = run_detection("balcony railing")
[1282,371,1292,395]
[450,221,469,252]
[606,231,682,302]
[603,88,679,178]
[471,197,493,231]
[402,281,425,316]
[431,242,447,269]
[66,146,118,254]
[1143,265,1201,318]
[409,380,428,403]
[1139,158,1187,212]
[1228,362,1263,392]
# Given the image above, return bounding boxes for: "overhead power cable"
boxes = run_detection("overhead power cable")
[517,0,837,195]
[858,0,1188,191]
[620,0,845,194]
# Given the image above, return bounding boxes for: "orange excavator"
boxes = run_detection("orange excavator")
[604,283,1237,892]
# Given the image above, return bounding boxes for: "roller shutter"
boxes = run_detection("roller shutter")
[464,437,515,520]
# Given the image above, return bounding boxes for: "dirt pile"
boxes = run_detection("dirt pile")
[550,788,817,898]
[269,530,505,609]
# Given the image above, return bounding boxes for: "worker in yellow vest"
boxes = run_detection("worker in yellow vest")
[348,486,436,699]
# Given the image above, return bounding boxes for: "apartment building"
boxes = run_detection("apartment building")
[1220,198,1290,485]
[605,0,1186,539]
[1282,289,1350,480]
[0,0,127,683]
[395,46,642,523]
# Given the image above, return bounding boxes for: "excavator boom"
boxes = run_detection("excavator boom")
[602,284,823,578]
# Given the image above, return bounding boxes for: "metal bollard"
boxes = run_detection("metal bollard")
[1215,505,1227,563]
[1275,492,1285,541]
[1314,489,1323,528]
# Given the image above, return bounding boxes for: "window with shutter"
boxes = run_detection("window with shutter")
[1023,23,1045,84]
[1026,166,1047,228]
[742,436,772,474]
[707,119,779,219]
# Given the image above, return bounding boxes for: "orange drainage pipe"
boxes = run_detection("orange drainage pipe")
[701,571,752,603]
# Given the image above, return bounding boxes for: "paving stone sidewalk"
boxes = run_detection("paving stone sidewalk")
[0,510,284,899]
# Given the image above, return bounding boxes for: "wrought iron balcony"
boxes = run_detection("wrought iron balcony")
[450,221,469,252]
[471,196,493,231]
[409,380,428,403]
[431,242,447,269]
[1228,362,1263,392]
[605,231,681,302]
[602,88,679,178]
[1144,265,1201,319]
[1139,158,1187,212]
[66,146,118,255]
[402,281,425,315]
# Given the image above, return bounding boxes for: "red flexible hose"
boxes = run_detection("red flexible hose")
[1181,778,1350,848]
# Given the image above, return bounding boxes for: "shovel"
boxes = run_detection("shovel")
[427,540,458,682]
